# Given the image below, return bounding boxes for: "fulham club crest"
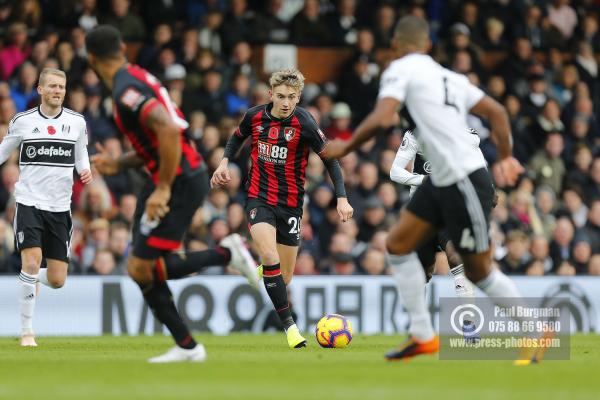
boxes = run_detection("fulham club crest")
[249,208,257,220]
[284,127,295,141]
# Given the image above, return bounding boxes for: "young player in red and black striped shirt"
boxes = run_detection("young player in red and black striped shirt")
[85,25,259,363]
[212,68,354,348]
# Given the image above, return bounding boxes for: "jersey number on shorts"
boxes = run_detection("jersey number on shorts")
[288,217,300,234]
[443,77,459,112]
[459,228,475,251]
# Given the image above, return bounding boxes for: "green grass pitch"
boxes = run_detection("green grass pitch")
[0,334,598,400]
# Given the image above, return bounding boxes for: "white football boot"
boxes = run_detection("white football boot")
[148,344,207,363]
[220,233,260,290]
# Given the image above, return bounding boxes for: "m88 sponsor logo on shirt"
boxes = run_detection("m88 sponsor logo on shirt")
[257,140,288,164]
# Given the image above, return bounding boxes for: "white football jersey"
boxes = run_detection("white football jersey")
[0,107,90,212]
[390,128,485,196]
[379,53,487,186]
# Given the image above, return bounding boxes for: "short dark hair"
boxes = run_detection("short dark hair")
[85,25,122,59]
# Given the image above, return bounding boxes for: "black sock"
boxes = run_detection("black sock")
[154,246,232,282]
[138,280,197,349]
[263,263,294,330]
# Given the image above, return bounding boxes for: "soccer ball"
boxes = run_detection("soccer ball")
[315,314,353,348]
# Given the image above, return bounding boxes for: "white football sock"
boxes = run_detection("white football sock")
[19,271,38,336]
[449,264,475,298]
[474,268,536,336]
[38,268,51,287]
[388,252,435,342]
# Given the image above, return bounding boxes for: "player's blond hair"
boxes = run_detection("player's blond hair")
[39,68,66,85]
[269,68,305,93]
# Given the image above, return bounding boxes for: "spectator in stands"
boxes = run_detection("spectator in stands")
[535,185,559,240]
[547,0,578,41]
[574,42,598,93]
[329,0,358,46]
[571,233,592,274]
[357,196,386,243]
[0,217,13,273]
[502,37,535,97]
[76,180,115,227]
[578,13,600,52]
[111,193,136,228]
[227,202,246,236]
[508,190,543,235]
[225,72,251,116]
[325,102,352,140]
[589,255,600,275]
[529,235,554,274]
[182,68,225,122]
[515,5,547,50]
[361,247,387,275]
[137,23,173,70]
[57,41,85,87]
[583,157,600,201]
[291,0,331,46]
[221,0,254,55]
[563,186,589,229]
[82,218,110,270]
[482,18,508,51]
[499,230,531,275]
[550,216,576,269]
[76,0,100,32]
[582,200,600,254]
[179,28,200,70]
[108,221,129,274]
[295,250,318,275]
[199,8,224,56]
[10,62,38,113]
[103,0,146,42]
[83,85,117,143]
[252,0,290,44]
[89,248,117,275]
[529,132,566,195]
[0,22,31,80]
[338,55,379,126]
[372,3,395,48]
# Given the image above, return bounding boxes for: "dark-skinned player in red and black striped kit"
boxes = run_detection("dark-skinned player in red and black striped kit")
[211,68,354,348]
[85,25,259,363]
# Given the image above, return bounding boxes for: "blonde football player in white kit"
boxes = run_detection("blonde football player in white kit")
[325,16,548,365]
[0,68,92,346]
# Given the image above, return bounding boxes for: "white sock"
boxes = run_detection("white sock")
[388,252,435,341]
[449,264,475,298]
[475,267,521,299]
[38,268,51,287]
[19,271,38,336]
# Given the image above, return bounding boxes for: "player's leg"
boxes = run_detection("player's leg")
[385,179,443,360]
[276,243,298,285]
[14,204,44,346]
[127,255,206,363]
[18,247,42,346]
[38,209,72,289]
[143,173,258,288]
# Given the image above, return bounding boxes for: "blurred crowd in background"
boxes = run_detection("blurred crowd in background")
[0,0,598,277]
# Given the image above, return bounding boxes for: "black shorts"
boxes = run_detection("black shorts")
[13,203,72,262]
[245,198,302,246]
[407,168,495,255]
[132,171,208,259]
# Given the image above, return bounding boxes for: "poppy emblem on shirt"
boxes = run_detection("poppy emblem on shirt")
[47,126,56,135]
[284,127,295,141]
[268,127,279,140]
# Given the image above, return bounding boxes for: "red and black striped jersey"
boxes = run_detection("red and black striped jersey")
[112,64,202,183]
[236,103,328,209]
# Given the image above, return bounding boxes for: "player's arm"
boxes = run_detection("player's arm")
[470,95,524,187]
[0,121,23,165]
[322,97,400,159]
[141,100,181,220]
[75,125,92,184]
[91,144,144,175]
[389,132,424,186]
[211,113,252,187]
[321,157,353,222]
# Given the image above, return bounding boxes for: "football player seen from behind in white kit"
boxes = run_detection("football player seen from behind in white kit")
[390,128,482,341]
[0,68,92,346]
[324,16,547,365]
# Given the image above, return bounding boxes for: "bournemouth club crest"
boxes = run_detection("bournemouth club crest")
[284,127,295,141]
[249,208,257,220]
